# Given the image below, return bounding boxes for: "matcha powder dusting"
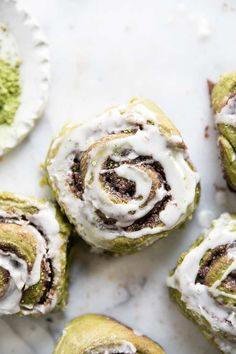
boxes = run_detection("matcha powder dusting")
[0,58,21,125]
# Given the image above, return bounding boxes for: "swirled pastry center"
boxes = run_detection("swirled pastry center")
[168,213,236,352]
[48,102,199,243]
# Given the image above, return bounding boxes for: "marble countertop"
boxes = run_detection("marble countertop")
[1,0,236,353]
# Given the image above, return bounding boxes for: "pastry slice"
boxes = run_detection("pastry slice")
[45,97,200,254]
[168,213,236,353]
[0,192,71,316]
[211,71,236,191]
[53,314,165,354]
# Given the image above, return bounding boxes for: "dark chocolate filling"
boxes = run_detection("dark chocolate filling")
[195,244,236,291]
[31,257,53,306]
[123,195,170,231]
[68,156,83,198]
[68,137,171,231]
[101,171,136,200]
[222,271,236,293]
[99,156,171,229]
[195,245,227,285]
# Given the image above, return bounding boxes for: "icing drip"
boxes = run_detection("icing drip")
[0,198,64,315]
[47,102,199,246]
[89,341,137,354]
[167,213,236,353]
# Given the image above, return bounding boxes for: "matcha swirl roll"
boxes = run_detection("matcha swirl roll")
[211,71,236,191]
[45,98,200,254]
[167,213,236,353]
[53,314,165,354]
[0,192,71,316]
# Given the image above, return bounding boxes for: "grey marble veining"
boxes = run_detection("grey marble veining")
[1,0,236,353]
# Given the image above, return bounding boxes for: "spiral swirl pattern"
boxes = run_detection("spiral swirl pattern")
[46,98,199,253]
[168,213,236,353]
[0,192,70,315]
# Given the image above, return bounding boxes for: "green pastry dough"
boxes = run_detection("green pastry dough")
[211,71,236,191]
[45,98,200,255]
[167,213,236,353]
[0,192,71,316]
[53,314,165,354]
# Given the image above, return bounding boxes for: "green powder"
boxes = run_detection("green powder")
[0,59,21,125]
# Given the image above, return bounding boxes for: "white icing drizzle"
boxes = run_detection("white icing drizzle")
[89,340,136,354]
[167,213,236,352]
[47,102,199,248]
[216,97,236,127]
[0,250,27,315]
[0,197,65,315]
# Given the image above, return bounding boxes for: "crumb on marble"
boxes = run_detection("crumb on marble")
[204,125,210,138]
[207,79,215,97]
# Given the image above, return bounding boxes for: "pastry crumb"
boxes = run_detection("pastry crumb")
[204,125,210,138]
[207,79,215,96]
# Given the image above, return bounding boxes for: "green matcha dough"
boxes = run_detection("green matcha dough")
[0,192,71,316]
[0,58,21,125]
[211,71,236,191]
[167,213,236,353]
[45,98,200,255]
[53,314,166,354]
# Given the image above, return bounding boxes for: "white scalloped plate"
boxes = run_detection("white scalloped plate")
[0,0,49,156]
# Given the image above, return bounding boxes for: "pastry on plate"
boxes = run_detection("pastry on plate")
[0,0,49,156]
[45,97,200,254]
[0,192,71,316]
[53,314,165,354]
[167,213,236,353]
[211,71,236,191]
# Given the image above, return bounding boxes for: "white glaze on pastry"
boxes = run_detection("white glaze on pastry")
[167,213,236,353]
[0,197,64,315]
[89,341,136,354]
[47,101,199,249]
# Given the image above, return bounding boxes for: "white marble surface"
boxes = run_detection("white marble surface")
[1,0,236,353]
